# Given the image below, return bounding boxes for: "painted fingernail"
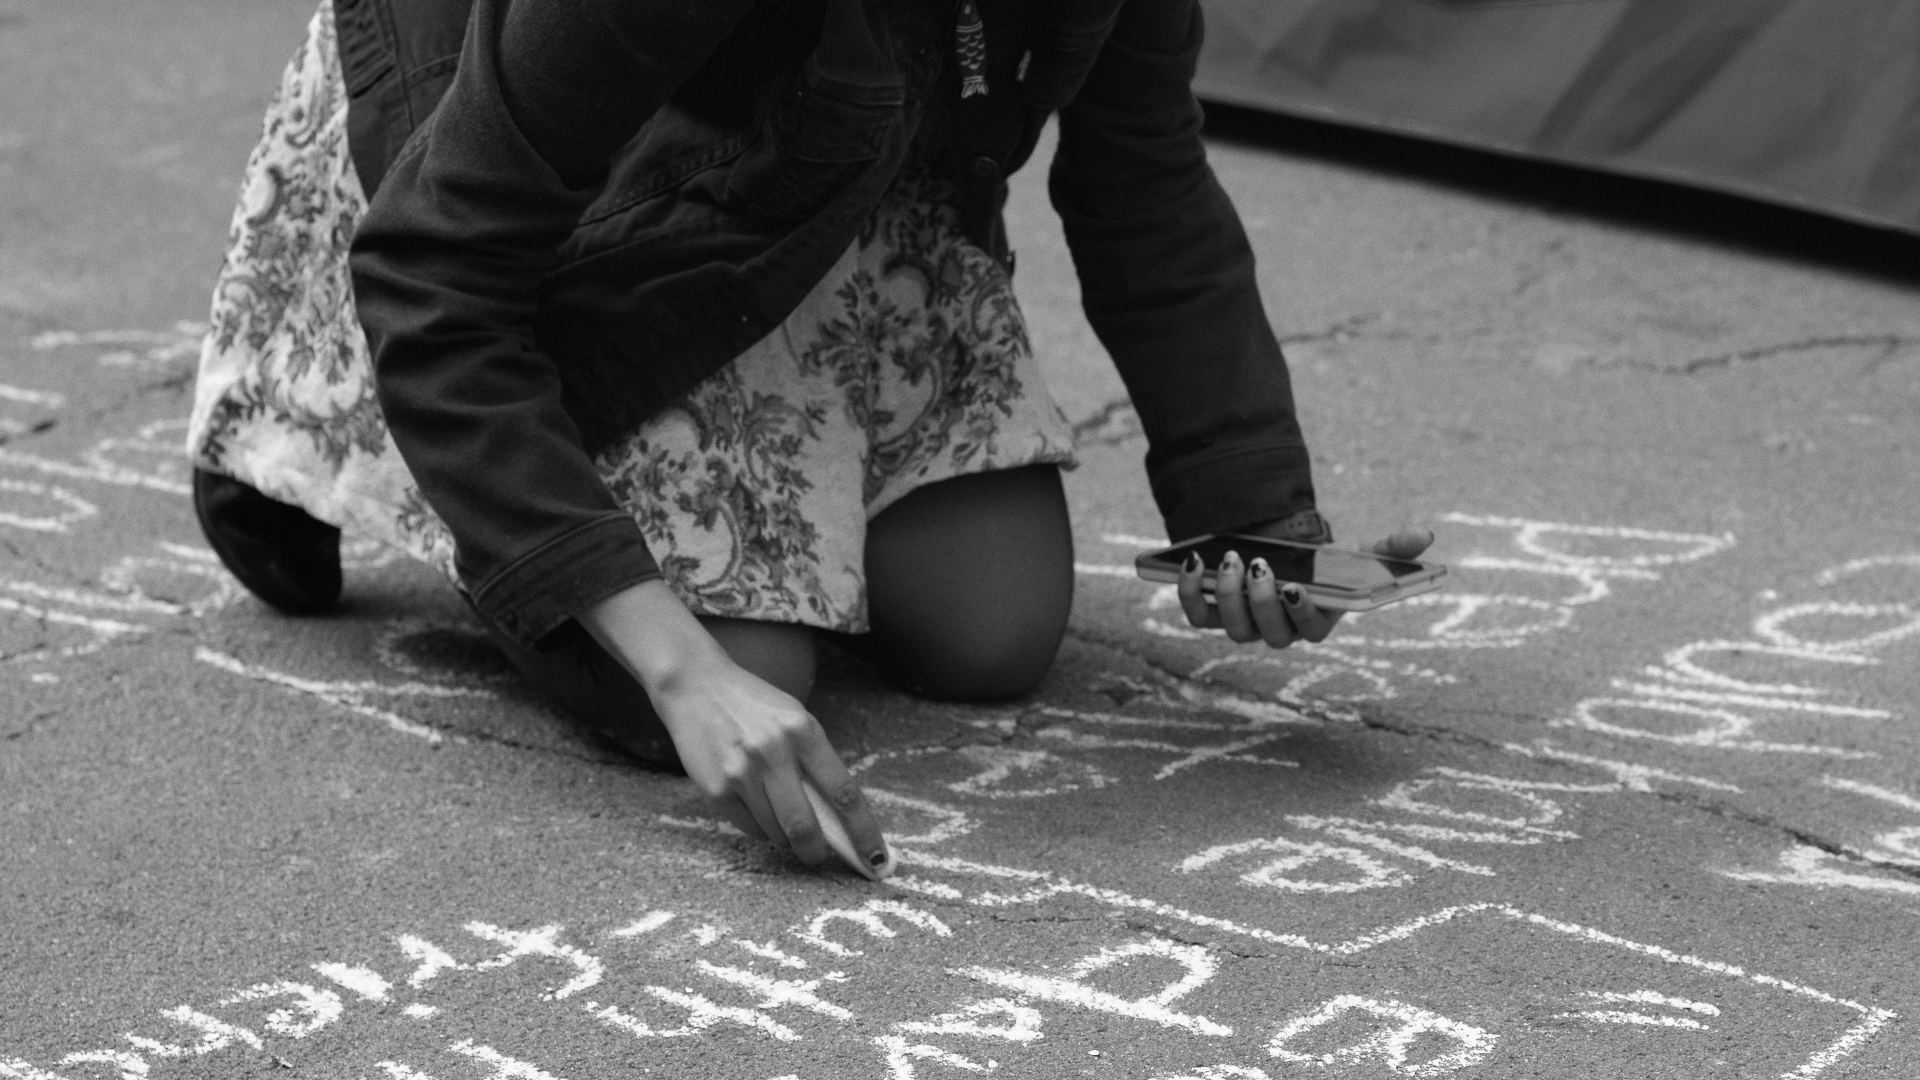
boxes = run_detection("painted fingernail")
[869,850,888,866]
[1183,552,1202,573]
[1249,558,1270,580]
[1281,584,1302,603]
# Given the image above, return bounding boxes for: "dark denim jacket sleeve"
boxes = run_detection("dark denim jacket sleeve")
[351,0,751,648]
[1050,0,1316,541]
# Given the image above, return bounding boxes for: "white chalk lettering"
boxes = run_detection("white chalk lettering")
[446,1041,565,1080]
[0,1060,76,1080]
[196,649,447,744]
[0,479,97,533]
[397,935,466,989]
[1373,772,1578,836]
[732,939,809,969]
[1555,989,1719,1029]
[1179,838,1412,893]
[695,961,850,1019]
[870,1036,994,1078]
[1267,995,1497,1076]
[1502,742,1739,793]
[97,547,241,617]
[0,384,65,409]
[955,937,1230,1037]
[897,999,1043,1044]
[216,982,344,1038]
[312,963,390,1002]
[54,1052,147,1080]
[123,1007,261,1057]
[1720,846,1920,896]
[53,1052,147,1080]
[0,419,192,497]
[0,592,146,664]
[865,790,976,845]
[792,899,951,958]
[31,323,205,371]
[1285,820,1497,877]
[464,923,604,1001]
[1439,514,1732,570]
[608,911,676,938]
[586,989,800,1041]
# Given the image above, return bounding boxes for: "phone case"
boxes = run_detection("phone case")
[1134,534,1447,612]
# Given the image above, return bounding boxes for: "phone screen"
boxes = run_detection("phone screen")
[1163,537,1426,594]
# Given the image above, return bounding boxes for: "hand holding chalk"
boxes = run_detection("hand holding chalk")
[803,778,896,880]
[577,581,893,876]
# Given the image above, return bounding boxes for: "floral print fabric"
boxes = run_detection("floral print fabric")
[188,1,1076,632]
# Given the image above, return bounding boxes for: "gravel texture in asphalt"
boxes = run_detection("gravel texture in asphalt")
[3,2,1918,1078]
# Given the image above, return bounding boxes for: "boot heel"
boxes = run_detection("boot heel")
[192,469,342,614]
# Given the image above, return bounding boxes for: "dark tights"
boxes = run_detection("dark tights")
[490,464,1075,766]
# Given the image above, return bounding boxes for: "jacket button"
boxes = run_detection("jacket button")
[969,155,1000,179]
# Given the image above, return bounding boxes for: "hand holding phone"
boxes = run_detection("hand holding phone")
[1137,529,1441,648]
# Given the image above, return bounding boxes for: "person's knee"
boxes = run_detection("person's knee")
[893,618,1064,701]
[879,583,1069,701]
[862,463,1073,701]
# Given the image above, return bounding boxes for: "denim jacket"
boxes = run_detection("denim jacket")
[343,0,1317,648]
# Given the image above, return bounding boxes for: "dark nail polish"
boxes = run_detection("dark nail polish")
[1249,558,1270,580]
[1183,552,1202,573]
[1281,584,1301,603]
[869,850,888,866]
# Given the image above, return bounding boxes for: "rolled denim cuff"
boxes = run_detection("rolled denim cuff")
[467,514,662,650]
[1150,440,1316,543]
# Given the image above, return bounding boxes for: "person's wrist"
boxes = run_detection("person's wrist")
[579,579,726,696]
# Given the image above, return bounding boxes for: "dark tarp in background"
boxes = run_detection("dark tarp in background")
[1194,0,1920,235]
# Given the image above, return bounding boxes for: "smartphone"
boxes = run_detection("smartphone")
[1135,533,1447,612]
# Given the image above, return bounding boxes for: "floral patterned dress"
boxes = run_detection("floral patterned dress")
[188,2,1077,633]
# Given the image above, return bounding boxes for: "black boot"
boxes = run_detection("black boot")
[192,468,342,614]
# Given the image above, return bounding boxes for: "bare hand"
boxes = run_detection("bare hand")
[581,581,889,876]
[1177,527,1435,648]
[649,652,889,875]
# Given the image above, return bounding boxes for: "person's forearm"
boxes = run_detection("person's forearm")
[579,580,726,702]
[356,0,744,647]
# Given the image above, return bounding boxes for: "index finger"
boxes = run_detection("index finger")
[792,724,893,879]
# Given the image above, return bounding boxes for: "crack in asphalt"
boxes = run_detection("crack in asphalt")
[1061,626,1920,883]
[80,371,193,426]
[1655,788,1920,883]
[1065,313,1407,451]
[0,536,92,587]
[2,710,60,741]
[1623,333,1916,376]
[0,416,58,447]
[1117,918,1274,959]
[1062,625,1355,728]
[440,725,631,766]
[982,912,1104,928]
[1275,311,1390,348]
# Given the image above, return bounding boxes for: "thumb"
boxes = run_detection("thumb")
[1370,528,1435,559]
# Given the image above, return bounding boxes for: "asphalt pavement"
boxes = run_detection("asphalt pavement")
[4,2,1919,1078]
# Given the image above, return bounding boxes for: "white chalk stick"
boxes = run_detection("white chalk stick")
[802,779,895,880]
